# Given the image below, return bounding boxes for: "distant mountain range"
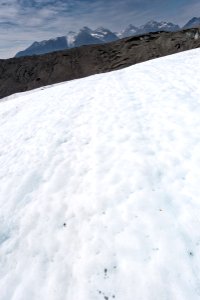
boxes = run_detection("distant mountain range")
[15,18,200,58]
[117,21,180,39]
[15,27,118,57]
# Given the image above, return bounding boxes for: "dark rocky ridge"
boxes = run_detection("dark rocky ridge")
[0,27,200,100]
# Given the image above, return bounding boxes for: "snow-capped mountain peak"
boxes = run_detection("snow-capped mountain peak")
[119,24,139,38]
[66,31,77,48]
[139,20,180,33]
[15,17,197,57]
[92,27,118,42]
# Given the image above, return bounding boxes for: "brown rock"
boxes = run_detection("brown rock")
[0,27,200,100]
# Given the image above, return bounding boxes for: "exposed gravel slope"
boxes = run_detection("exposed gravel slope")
[0,27,200,100]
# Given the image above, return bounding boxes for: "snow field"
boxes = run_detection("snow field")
[1,49,200,299]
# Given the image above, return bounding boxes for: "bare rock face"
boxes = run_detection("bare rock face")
[0,27,200,100]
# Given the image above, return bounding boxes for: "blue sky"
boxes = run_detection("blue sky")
[0,0,200,58]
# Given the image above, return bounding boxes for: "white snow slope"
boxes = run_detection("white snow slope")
[1,49,200,300]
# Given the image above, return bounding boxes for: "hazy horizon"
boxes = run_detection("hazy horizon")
[0,0,200,59]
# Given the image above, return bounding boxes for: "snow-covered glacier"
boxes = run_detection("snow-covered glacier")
[1,49,200,300]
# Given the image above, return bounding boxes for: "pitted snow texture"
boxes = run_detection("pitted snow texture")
[1,49,200,299]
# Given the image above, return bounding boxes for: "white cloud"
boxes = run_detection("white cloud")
[0,0,199,58]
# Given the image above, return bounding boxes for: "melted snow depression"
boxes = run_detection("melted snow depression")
[1,49,200,300]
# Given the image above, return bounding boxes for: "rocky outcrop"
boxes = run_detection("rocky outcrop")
[1,27,200,100]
